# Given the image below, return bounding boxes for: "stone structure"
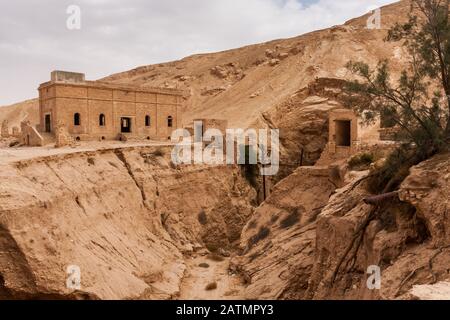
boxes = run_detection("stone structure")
[20,121,44,147]
[12,127,20,138]
[1,120,9,138]
[317,108,359,165]
[54,122,73,148]
[36,71,184,143]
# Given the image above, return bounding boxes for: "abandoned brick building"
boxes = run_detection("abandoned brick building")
[34,71,184,144]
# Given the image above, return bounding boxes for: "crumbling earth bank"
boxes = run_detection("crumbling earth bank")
[0,145,255,299]
[234,153,450,300]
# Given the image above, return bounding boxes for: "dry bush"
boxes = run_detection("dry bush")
[348,153,374,171]
[205,282,218,291]
[280,209,300,229]
[9,140,19,147]
[198,210,208,225]
[207,253,225,262]
[153,148,164,157]
[247,220,257,230]
[248,226,270,248]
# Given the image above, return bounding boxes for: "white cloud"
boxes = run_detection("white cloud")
[0,0,396,105]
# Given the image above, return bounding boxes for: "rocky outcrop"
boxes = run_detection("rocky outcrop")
[234,152,450,300]
[232,166,339,299]
[399,153,450,247]
[259,78,351,183]
[0,145,256,299]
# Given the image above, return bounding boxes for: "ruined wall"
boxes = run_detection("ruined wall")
[20,121,43,147]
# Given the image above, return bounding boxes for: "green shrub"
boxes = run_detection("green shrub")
[367,144,427,194]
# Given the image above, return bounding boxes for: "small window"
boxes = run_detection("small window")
[167,116,173,128]
[145,115,151,127]
[74,113,81,126]
[99,114,106,126]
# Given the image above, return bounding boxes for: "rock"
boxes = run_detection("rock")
[254,57,266,66]
[210,66,229,79]
[269,59,280,66]
[279,53,289,60]
[249,91,261,98]
[218,248,231,257]
[410,282,450,300]
[201,86,228,96]
[289,46,303,55]
[399,153,450,247]
[233,166,338,299]
[265,49,276,59]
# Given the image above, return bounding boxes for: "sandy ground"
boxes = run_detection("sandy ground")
[179,252,245,300]
[0,140,174,165]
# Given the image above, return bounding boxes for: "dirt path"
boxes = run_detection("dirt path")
[178,252,245,300]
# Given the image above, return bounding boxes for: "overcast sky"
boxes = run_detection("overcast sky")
[0,0,396,106]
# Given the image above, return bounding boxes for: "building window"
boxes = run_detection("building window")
[74,113,81,126]
[145,115,151,127]
[168,116,173,128]
[99,114,106,126]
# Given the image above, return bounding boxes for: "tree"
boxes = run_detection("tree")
[344,0,450,158]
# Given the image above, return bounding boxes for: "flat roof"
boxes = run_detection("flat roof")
[38,79,185,96]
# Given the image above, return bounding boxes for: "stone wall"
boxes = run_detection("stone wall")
[20,121,44,147]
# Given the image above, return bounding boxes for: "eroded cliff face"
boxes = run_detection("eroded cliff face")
[232,165,341,299]
[233,153,450,300]
[0,145,256,299]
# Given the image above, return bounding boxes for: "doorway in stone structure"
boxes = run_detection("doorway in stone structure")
[45,114,51,133]
[121,117,132,133]
[335,120,351,147]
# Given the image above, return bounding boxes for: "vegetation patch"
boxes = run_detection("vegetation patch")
[248,226,270,248]
[348,153,374,171]
[205,282,218,291]
[247,220,257,230]
[207,253,225,262]
[198,263,210,268]
[279,209,301,229]
[198,210,208,225]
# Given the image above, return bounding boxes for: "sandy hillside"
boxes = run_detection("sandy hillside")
[0,99,38,128]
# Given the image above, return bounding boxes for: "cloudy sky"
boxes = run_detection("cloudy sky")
[0,0,396,106]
